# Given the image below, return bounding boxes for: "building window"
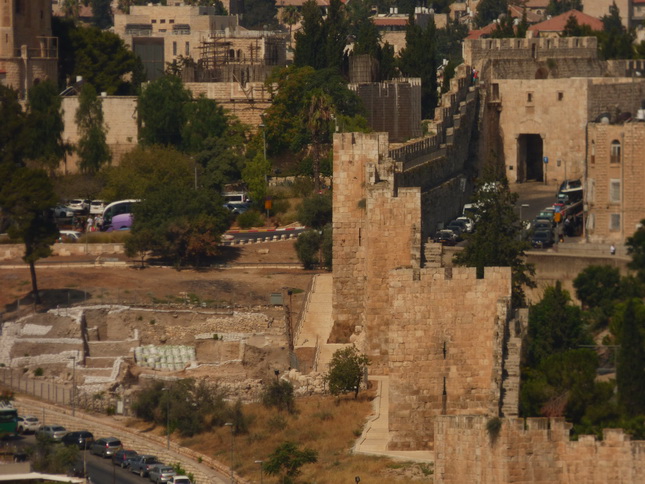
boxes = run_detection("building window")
[610,214,621,232]
[610,140,621,163]
[173,41,177,56]
[169,19,175,24]
[185,42,190,55]
[152,19,157,23]
[527,92,533,103]
[557,92,563,101]
[590,140,595,164]
[160,19,166,23]
[610,179,621,203]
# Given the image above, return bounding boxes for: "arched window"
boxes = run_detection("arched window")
[610,140,621,163]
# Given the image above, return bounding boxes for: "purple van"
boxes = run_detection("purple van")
[105,213,133,232]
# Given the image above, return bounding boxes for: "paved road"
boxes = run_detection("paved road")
[83,451,143,484]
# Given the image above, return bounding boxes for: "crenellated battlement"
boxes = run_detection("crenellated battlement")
[434,415,645,483]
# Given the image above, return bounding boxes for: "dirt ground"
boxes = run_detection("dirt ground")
[0,240,315,316]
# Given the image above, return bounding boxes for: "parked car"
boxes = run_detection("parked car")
[104,213,133,232]
[531,230,555,249]
[67,199,89,212]
[455,216,475,233]
[61,430,94,449]
[446,219,468,237]
[90,437,122,458]
[36,425,67,442]
[433,229,459,246]
[223,202,251,215]
[129,455,162,477]
[530,219,553,233]
[170,477,192,484]
[148,465,177,483]
[89,200,106,215]
[58,230,82,243]
[17,416,39,434]
[52,205,75,218]
[112,449,139,468]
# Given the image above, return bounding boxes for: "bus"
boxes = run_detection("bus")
[0,401,18,438]
[101,199,140,231]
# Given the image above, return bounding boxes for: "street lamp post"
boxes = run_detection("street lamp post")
[254,460,264,484]
[224,422,234,484]
[162,387,171,450]
[68,356,76,417]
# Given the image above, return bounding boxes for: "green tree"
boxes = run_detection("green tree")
[281,6,301,46]
[573,264,621,309]
[25,80,68,171]
[90,0,113,29]
[0,168,59,305]
[546,0,583,16]
[262,380,296,413]
[524,282,591,368]
[125,176,229,266]
[263,66,366,155]
[322,0,349,73]
[561,13,596,37]
[627,220,645,283]
[297,194,332,229]
[75,83,111,174]
[326,345,370,399]
[398,14,438,119]
[475,0,508,28]
[240,0,278,30]
[263,442,317,484]
[0,85,27,168]
[242,150,271,206]
[294,229,321,270]
[598,2,635,60]
[453,163,535,307]
[616,299,645,417]
[68,25,139,94]
[138,75,192,147]
[61,0,80,18]
[293,0,326,70]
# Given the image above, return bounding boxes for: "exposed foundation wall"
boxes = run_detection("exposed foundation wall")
[434,415,645,484]
[388,267,511,450]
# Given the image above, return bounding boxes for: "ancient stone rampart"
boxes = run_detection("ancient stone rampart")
[434,415,645,484]
[387,266,512,450]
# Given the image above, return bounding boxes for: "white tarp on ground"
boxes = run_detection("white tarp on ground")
[134,344,196,371]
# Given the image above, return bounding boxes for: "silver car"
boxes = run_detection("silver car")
[37,425,67,441]
[90,437,123,457]
[148,465,176,483]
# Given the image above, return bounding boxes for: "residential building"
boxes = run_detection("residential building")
[527,10,604,38]
[585,121,645,243]
[0,0,58,97]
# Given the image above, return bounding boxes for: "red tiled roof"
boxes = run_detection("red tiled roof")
[373,17,408,27]
[633,0,645,4]
[525,0,549,7]
[528,9,603,33]
[508,5,542,23]
[466,22,498,40]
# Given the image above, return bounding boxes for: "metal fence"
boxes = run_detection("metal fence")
[0,368,130,416]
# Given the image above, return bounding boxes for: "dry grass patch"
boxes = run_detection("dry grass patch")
[174,391,422,483]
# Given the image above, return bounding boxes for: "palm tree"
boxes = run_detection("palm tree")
[282,6,302,47]
[306,91,334,192]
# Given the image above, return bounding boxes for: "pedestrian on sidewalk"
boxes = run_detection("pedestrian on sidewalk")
[610,244,616,256]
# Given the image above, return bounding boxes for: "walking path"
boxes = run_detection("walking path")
[353,376,434,463]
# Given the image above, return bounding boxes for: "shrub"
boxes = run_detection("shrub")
[34,367,44,377]
[326,345,371,399]
[229,399,248,435]
[486,417,502,442]
[294,230,321,270]
[262,380,296,413]
[237,210,264,229]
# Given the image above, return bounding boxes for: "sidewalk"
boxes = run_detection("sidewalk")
[353,376,434,463]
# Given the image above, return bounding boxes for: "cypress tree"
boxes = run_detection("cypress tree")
[616,299,645,416]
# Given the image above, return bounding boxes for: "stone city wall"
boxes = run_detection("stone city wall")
[434,415,645,484]
[348,78,422,142]
[0,243,126,261]
[387,267,511,450]
[587,78,645,121]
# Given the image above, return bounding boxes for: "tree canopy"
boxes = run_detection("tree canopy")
[627,219,645,283]
[53,18,140,93]
[75,83,111,174]
[475,0,508,28]
[453,162,535,307]
[240,0,278,30]
[546,0,583,17]
[263,442,318,483]
[326,345,370,398]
